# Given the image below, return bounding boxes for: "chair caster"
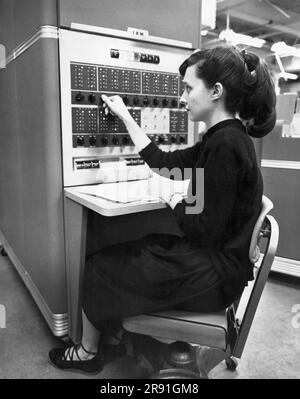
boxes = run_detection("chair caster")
[1,247,7,256]
[225,356,238,371]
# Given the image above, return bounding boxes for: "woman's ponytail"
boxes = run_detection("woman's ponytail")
[179,46,277,138]
[239,51,277,138]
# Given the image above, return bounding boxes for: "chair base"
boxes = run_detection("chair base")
[127,333,230,379]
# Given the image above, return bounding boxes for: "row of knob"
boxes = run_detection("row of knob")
[76,135,131,147]
[76,134,186,147]
[75,92,182,108]
[122,96,179,108]
[153,135,187,144]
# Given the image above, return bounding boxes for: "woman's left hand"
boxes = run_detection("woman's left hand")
[149,172,185,205]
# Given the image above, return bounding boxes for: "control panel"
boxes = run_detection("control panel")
[59,29,194,186]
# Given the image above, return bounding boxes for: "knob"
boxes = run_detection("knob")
[153,97,159,107]
[112,136,119,146]
[75,92,84,102]
[162,98,169,107]
[171,135,177,144]
[76,136,84,146]
[101,136,108,146]
[99,96,104,107]
[122,136,129,145]
[171,98,178,107]
[89,136,97,146]
[88,93,96,103]
[123,96,130,106]
[143,97,150,107]
[133,96,140,106]
[179,135,186,144]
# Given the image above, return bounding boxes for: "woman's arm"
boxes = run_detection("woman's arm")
[101,94,200,174]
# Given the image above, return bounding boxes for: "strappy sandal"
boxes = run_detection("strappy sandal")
[49,342,104,374]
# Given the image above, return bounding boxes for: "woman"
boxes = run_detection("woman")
[49,45,276,373]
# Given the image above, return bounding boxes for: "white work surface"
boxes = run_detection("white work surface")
[64,185,167,217]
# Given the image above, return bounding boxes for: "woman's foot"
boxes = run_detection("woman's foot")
[49,342,104,374]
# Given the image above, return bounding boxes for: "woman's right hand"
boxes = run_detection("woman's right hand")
[101,94,133,123]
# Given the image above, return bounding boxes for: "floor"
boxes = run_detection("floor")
[0,251,299,379]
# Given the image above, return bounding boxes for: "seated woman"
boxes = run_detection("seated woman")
[49,45,276,374]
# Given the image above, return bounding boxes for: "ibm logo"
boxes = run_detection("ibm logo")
[0,44,6,69]
[0,304,6,328]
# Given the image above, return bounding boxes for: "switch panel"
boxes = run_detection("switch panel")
[60,29,194,186]
[71,63,188,148]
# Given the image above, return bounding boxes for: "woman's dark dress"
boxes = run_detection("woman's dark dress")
[82,119,263,329]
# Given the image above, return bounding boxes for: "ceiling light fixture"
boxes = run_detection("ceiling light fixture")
[278,72,298,80]
[219,10,265,49]
[275,53,298,81]
[219,29,266,48]
[271,41,300,58]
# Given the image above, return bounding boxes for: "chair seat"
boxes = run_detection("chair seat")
[123,309,228,351]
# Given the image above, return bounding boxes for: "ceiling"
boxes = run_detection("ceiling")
[202,0,300,55]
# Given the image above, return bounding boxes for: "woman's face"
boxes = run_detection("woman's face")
[180,65,214,123]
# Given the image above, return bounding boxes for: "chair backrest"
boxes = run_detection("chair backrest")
[231,195,279,358]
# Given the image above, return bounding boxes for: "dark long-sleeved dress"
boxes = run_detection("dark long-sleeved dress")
[82,119,263,330]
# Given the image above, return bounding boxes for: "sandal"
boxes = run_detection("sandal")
[49,342,104,374]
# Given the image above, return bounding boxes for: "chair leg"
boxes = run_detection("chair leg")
[195,345,227,378]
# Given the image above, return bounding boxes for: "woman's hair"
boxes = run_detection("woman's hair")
[179,45,276,138]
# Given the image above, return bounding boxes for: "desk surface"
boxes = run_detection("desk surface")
[64,185,167,217]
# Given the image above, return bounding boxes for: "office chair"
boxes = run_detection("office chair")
[123,195,279,378]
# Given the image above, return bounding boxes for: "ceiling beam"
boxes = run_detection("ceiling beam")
[217,0,254,13]
[222,9,300,38]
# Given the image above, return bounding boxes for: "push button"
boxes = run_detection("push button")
[110,49,120,59]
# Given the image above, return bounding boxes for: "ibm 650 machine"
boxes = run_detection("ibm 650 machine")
[0,0,202,337]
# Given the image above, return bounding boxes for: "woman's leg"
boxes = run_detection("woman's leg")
[81,310,101,352]
[65,310,101,361]
[52,309,101,361]
[48,310,104,372]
